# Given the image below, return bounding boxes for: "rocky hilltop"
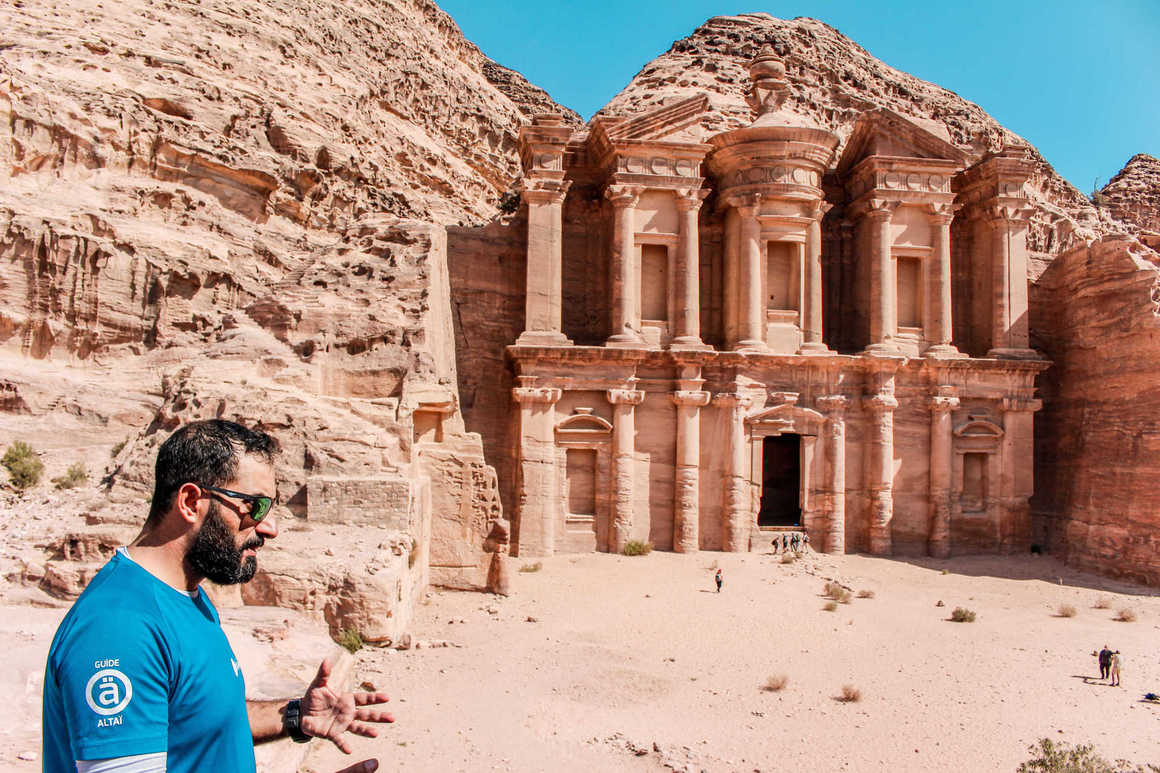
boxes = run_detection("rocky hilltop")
[597,13,1128,275]
[1098,154,1160,238]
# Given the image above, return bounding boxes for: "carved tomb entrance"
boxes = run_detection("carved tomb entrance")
[758,434,801,526]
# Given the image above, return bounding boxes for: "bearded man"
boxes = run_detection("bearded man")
[42,420,392,772]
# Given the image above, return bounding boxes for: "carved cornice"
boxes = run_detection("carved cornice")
[671,390,711,407]
[607,388,645,406]
[605,184,644,209]
[513,387,562,405]
[1001,397,1043,413]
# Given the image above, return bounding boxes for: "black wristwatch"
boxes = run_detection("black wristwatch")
[283,699,311,743]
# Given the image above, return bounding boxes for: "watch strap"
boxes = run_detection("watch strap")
[284,698,311,743]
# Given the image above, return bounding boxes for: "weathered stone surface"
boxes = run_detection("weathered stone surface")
[1097,154,1160,238]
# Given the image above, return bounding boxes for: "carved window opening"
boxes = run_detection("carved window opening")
[413,410,443,444]
[962,452,986,512]
[897,255,923,329]
[565,448,597,517]
[765,241,800,312]
[640,243,669,321]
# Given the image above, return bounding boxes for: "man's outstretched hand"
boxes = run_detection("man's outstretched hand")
[301,653,394,754]
[334,761,379,773]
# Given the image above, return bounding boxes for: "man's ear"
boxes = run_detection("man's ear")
[174,482,204,526]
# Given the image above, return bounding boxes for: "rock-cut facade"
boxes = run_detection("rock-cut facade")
[485,47,1050,558]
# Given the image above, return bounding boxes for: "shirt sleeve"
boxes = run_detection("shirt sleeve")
[77,752,167,772]
[51,612,172,761]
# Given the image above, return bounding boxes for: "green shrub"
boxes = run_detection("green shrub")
[622,540,652,556]
[53,462,88,490]
[110,439,127,458]
[2,441,44,490]
[950,607,976,623]
[1017,737,1160,773]
[337,628,364,653]
[519,562,542,573]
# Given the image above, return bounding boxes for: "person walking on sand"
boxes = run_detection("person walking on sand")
[1097,645,1113,680]
[715,568,723,593]
[1110,651,1122,687]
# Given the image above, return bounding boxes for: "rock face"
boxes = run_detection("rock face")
[1032,237,1160,584]
[0,0,582,639]
[1098,154,1160,238]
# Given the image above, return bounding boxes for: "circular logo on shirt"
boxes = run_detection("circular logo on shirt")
[85,668,133,716]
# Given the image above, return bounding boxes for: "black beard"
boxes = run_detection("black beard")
[187,499,262,584]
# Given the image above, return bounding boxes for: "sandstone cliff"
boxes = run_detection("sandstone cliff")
[1097,154,1160,239]
[0,0,576,637]
[595,13,1112,276]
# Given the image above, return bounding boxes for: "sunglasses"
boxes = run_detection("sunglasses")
[198,485,274,523]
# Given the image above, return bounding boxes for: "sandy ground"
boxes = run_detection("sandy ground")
[7,550,1160,772]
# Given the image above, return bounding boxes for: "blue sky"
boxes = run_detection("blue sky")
[437,0,1158,193]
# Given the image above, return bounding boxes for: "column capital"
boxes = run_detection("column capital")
[713,392,757,410]
[671,390,711,407]
[605,184,643,209]
[926,202,954,226]
[1001,396,1043,413]
[607,388,645,406]
[513,386,562,405]
[865,198,900,221]
[675,188,710,212]
[521,178,571,206]
[929,394,960,413]
[725,191,762,215]
[866,393,899,411]
[989,203,1034,225]
[816,394,849,417]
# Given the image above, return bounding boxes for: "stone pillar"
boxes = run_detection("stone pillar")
[516,181,572,346]
[672,389,711,552]
[673,189,709,348]
[926,204,962,358]
[716,393,754,551]
[865,200,898,354]
[512,386,563,556]
[607,387,645,552]
[927,388,959,558]
[723,208,740,348]
[800,213,828,353]
[736,199,767,351]
[1000,396,1041,551]
[987,206,1033,356]
[817,395,848,554]
[605,185,644,346]
[866,383,898,555]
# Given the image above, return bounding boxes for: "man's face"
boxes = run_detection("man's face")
[186,454,278,585]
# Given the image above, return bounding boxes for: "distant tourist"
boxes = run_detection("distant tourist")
[42,420,393,773]
[1097,645,1113,680]
[791,532,801,552]
[782,534,790,552]
[802,533,811,551]
[715,568,723,593]
[1110,651,1122,687]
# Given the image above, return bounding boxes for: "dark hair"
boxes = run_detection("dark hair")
[147,420,279,525]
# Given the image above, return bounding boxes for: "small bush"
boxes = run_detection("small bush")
[857,589,875,599]
[1115,608,1137,623]
[337,628,364,653]
[52,462,88,490]
[762,674,788,692]
[110,439,127,458]
[622,540,652,556]
[1056,604,1077,618]
[1017,737,1160,773]
[823,581,844,599]
[950,607,977,622]
[519,562,542,573]
[823,600,838,612]
[780,552,795,564]
[1093,596,1112,609]
[940,569,949,575]
[2,441,44,490]
[837,685,861,703]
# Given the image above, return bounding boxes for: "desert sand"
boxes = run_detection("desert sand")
[8,549,1159,772]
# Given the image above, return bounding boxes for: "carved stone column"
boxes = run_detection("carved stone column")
[866,384,898,555]
[927,388,959,558]
[925,204,962,358]
[817,395,848,554]
[1000,396,1042,552]
[800,211,829,353]
[723,208,740,348]
[716,393,754,551]
[606,185,644,346]
[736,198,767,351]
[516,181,572,346]
[673,189,710,348]
[865,199,899,354]
[988,205,1034,356]
[672,389,711,552]
[512,386,563,556]
[607,387,645,552]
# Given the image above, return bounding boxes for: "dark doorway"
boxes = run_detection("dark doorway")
[759,435,801,527]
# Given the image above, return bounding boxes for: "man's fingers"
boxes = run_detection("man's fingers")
[312,653,337,688]
[348,721,380,738]
[333,761,378,773]
[330,734,353,755]
[353,691,390,707]
[354,708,395,724]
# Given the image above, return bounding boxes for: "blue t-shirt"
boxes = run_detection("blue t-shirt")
[42,548,256,772]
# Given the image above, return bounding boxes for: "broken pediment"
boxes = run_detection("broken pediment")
[837,108,970,176]
[594,94,711,145]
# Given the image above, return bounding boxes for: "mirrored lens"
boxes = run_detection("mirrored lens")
[251,497,272,522]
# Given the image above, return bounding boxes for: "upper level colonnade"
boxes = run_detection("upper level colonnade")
[512,45,1039,362]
